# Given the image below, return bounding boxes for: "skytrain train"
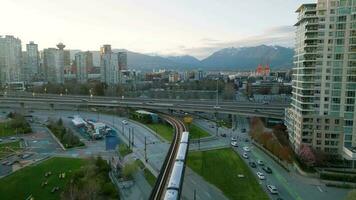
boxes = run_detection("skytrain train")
[164,131,189,200]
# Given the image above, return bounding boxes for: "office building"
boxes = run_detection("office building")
[75,51,93,83]
[0,35,22,83]
[285,0,356,164]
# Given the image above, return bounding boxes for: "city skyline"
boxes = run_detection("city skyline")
[2,0,314,59]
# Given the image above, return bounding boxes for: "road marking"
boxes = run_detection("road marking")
[317,186,323,192]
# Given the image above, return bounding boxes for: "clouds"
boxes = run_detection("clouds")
[172,25,295,59]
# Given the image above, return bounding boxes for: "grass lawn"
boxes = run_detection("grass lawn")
[187,148,269,200]
[118,143,133,157]
[146,123,173,141]
[0,141,21,159]
[0,157,87,200]
[143,168,157,187]
[0,122,16,137]
[188,124,211,139]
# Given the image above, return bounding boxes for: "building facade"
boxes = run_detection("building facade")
[42,43,67,84]
[0,35,22,84]
[100,45,120,85]
[75,51,93,83]
[22,41,39,82]
[118,51,127,71]
[286,0,356,161]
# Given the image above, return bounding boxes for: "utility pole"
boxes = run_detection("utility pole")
[194,189,196,200]
[144,136,147,162]
[128,130,131,149]
[131,128,134,147]
[216,78,219,107]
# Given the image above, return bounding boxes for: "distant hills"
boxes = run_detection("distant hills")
[70,45,294,71]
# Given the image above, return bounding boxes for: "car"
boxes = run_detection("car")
[10,137,16,140]
[21,154,32,159]
[231,141,238,147]
[266,185,278,194]
[249,161,257,168]
[262,166,272,174]
[243,146,250,152]
[231,136,237,141]
[254,109,260,113]
[0,139,2,142]
[244,138,249,142]
[1,160,9,165]
[241,128,246,133]
[256,172,265,180]
[220,133,227,137]
[213,106,221,109]
[257,160,264,166]
[242,153,249,159]
[122,120,128,125]
[262,101,269,105]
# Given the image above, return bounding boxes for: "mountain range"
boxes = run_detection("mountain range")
[71,45,294,71]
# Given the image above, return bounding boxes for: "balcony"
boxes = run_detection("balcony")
[343,147,356,160]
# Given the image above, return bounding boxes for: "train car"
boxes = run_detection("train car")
[167,161,184,189]
[180,132,189,144]
[163,189,179,200]
[176,143,188,161]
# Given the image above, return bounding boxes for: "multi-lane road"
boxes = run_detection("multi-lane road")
[0,92,288,119]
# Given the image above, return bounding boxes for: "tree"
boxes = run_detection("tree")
[298,144,316,167]
[122,161,139,180]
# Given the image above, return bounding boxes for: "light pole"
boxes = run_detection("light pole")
[216,78,219,107]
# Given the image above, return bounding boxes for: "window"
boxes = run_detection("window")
[345,120,354,126]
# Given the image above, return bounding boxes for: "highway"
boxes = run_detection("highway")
[0,93,287,119]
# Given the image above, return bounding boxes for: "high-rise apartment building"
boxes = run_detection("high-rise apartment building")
[100,45,120,85]
[75,51,93,83]
[42,43,67,83]
[286,0,356,163]
[0,35,22,83]
[118,51,128,71]
[22,41,39,82]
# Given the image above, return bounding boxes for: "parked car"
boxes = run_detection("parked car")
[1,160,9,165]
[249,161,257,168]
[0,139,3,142]
[231,136,237,141]
[262,166,272,174]
[122,120,128,125]
[242,153,249,159]
[231,141,238,147]
[241,128,246,133]
[10,137,16,140]
[243,146,250,152]
[244,138,249,142]
[262,101,269,105]
[267,185,278,194]
[220,133,227,137]
[256,172,265,180]
[257,160,264,166]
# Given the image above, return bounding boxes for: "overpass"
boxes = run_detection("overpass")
[0,93,288,119]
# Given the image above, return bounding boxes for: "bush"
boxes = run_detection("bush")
[320,173,356,183]
[47,119,83,148]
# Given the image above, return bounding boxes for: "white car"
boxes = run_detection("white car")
[243,146,250,152]
[267,185,278,194]
[257,160,264,166]
[231,137,237,141]
[122,120,128,125]
[10,137,16,140]
[231,141,238,147]
[242,153,249,159]
[256,172,265,180]
[0,139,2,142]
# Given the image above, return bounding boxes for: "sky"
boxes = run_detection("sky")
[2,0,315,59]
